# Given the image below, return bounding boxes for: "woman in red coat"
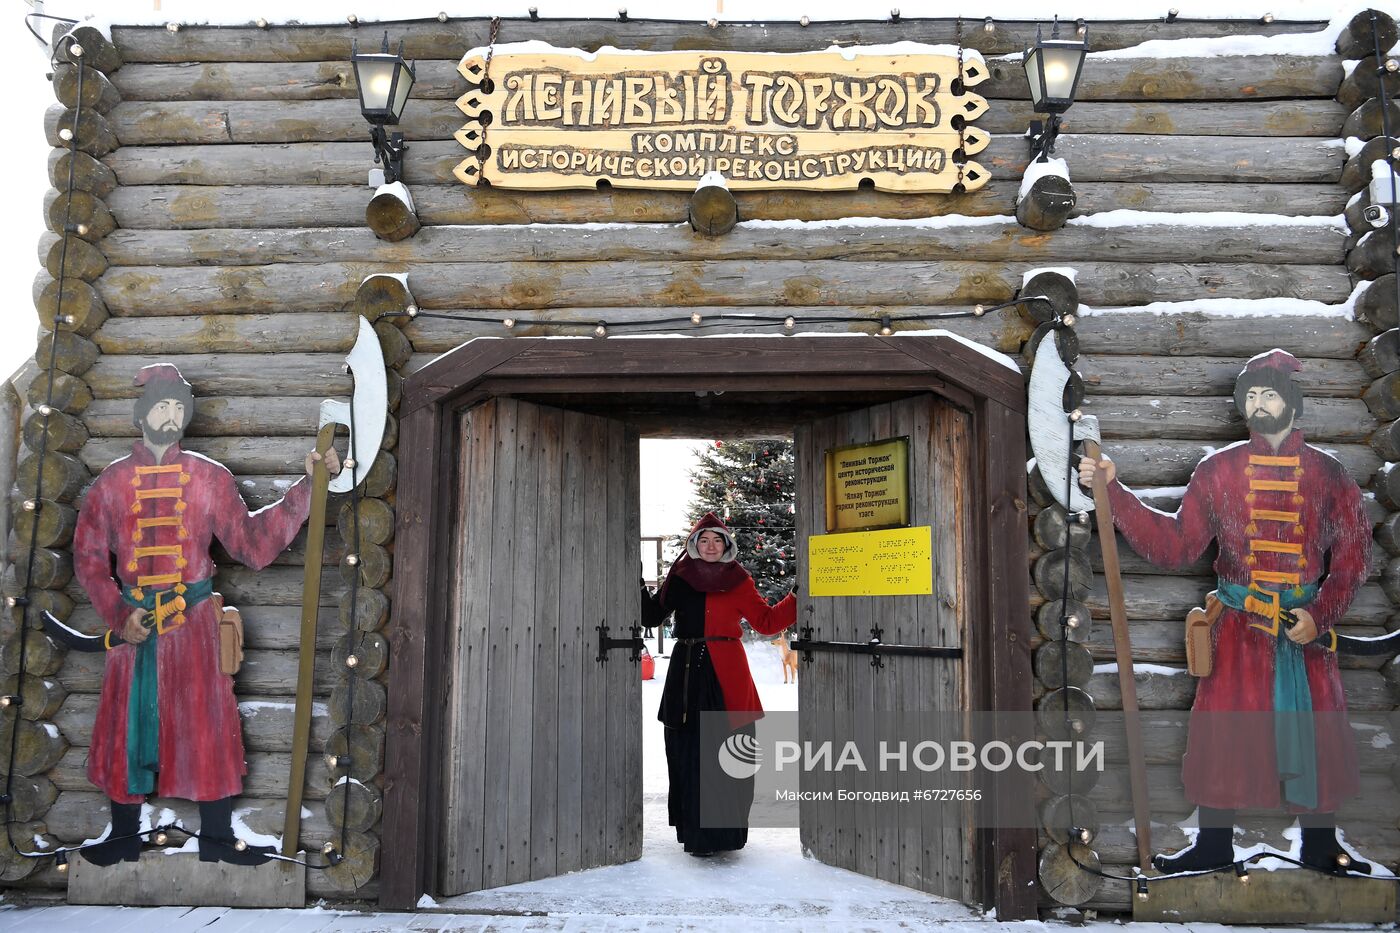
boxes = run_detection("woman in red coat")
[641,513,796,856]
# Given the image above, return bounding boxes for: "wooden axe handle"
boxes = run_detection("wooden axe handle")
[1083,440,1153,868]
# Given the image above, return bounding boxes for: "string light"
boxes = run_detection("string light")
[346,14,358,25]
[75,224,90,236]
[57,128,72,142]
[1234,861,1250,883]
[1062,313,1077,327]
[234,839,248,852]
[55,852,67,872]
[1260,13,1274,24]
[256,18,268,28]
[799,16,810,27]
[0,697,15,709]
[438,12,449,22]
[983,16,994,32]
[165,22,180,33]
[345,554,359,567]
[503,317,516,329]
[690,312,703,325]
[69,44,83,57]
[22,500,37,512]
[345,654,360,669]
[154,830,168,845]
[1136,877,1149,900]
[707,18,718,28]
[405,305,418,318]
[594,323,607,338]
[344,457,357,470]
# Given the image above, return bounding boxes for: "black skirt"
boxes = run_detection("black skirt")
[661,640,755,854]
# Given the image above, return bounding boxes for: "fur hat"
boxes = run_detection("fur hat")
[1233,349,1303,421]
[132,363,195,431]
[685,512,738,563]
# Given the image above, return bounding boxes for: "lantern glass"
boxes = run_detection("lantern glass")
[1024,38,1087,114]
[353,42,416,125]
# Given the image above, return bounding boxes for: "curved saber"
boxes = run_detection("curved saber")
[1027,330,1094,513]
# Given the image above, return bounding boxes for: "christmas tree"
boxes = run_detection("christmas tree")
[685,439,796,603]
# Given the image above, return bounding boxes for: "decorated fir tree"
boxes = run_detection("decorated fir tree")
[685,439,796,603]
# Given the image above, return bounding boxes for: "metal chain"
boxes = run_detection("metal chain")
[954,18,967,191]
[477,16,502,184]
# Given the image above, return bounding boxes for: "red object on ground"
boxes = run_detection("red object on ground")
[640,651,655,680]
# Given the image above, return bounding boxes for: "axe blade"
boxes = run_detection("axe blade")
[322,316,388,494]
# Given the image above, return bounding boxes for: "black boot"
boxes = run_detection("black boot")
[1301,817,1372,875]
[198,796,275,866]
[80,801,143,867]
[1153,808,1235,873]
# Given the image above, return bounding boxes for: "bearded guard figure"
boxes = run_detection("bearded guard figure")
[71,364,339,867]
[1079,350,1371,875]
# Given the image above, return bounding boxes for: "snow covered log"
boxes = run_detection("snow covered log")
[325,780,382,834]
[1341,136,1400,195]
[1343,99,1400,141]
[1360,329,1400,377]
[365,183,421,243]
[1338,56,1400,112]
[107,54,1346,105]
[1335,9,1399,60]
[1356,274,1399,329]
[1349,227,1400,279]
[109,18,1327,63]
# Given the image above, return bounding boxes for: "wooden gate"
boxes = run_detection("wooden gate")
[437,397,641,895]
[794,394,975,903]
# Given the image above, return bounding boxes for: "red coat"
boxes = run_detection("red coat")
[699,580,797,730]
[73,442,311,803]
[1107,429,1367,812]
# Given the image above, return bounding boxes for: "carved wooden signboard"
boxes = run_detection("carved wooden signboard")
[453,43,990,192]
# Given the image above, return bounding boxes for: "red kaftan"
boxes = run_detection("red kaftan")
[1106,429,1367,812]
[73,442,311,803]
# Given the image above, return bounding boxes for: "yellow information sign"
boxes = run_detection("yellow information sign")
[825,436,911,533]
[808,526,933,597]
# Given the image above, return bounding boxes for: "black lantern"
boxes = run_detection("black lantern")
[1023,19,1088,162]
[352,32,417,183]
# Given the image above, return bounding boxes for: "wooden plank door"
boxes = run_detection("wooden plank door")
[794,395,975,903]
[439,397,641,896]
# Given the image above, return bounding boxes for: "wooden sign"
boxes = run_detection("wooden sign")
[454,44,990,193]
[825,436,911,533]
[808,526,933,596]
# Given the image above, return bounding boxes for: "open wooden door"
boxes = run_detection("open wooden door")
[437,397,641,895]
[794,394,975,903]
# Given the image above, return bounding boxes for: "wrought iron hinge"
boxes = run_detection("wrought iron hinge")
[790,624,962,670]
[596,622,645,663]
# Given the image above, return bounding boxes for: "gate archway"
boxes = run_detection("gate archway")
[381,335,1034,918]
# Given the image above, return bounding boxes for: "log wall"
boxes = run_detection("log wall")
[6,10,1397,919]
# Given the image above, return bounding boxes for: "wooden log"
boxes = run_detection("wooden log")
[374,321,412,370]
[329,678,386,726]
[95,315,356,358]
[92,260,1353,316]
[355,274,414,324]
[324,779,382,834]
[340,542,390,590]
[1335,10,1400,59]
[1035,599,1092,644]
[1371,419,1400,460]
[84,396,325,438]
[78,436,312,477]
[315,828,378,893]
[0,674,66,725]
[1374,462,1400,510]
[1078,355,1365,398]
[54,23,123,74]
[45,793,332,847]
[1343,99,1400,140]
[43,105,119,158]
[1342,135,1400,194]
[360,452,396,499]
[323,724,384,784]
[1034,548,1093,602]
[1339,57,1400,111]
[103,182,1350,233]
[1036,686,1096,740]
[366,188,421,242]
[1376,511,1400,554]
[1347,228,1400,280]
[51,747,332,800]
[1020,271,1079,323]
[25,371,93,415]
[100,135,1347,187]
[64,564,345,611]
[53,691,332,751]
[338,586,389,634]
[1356,274,1399,330]
[24,409,88,454]
[34,277,109,338]
[1041,795,1099,846]
[0,824,42,882]
[2,587,74,630]
[52,65,122,114]
[16,450,89,503]
[1070,618,1393,673]
[1086,395,1373,443]
[108,19,1328,63]
[47,149,117,199]
[39,233,108,282]
[35,332,100,378]
[337,498,394,549]
[11,546,73,591]
[1034,506,1091,551]
[1088,666,1393,711]
[1034,640,1094,690]
[1103,440,1379,490]
[1361,329,1400,379]
[43,190,115,243]
[86,353,352,398]
[1365,372,1400,420]
[1039,841,1101,906]
[109,54,1344,104]
[1016,174,1076,232]
[332,631,388,679]
[385,369,403,413]
[59,646,338,696]
[0,774,57,824]
[1037,741,1102,796]
[99,219,1351,268]
[0,716,69,776]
